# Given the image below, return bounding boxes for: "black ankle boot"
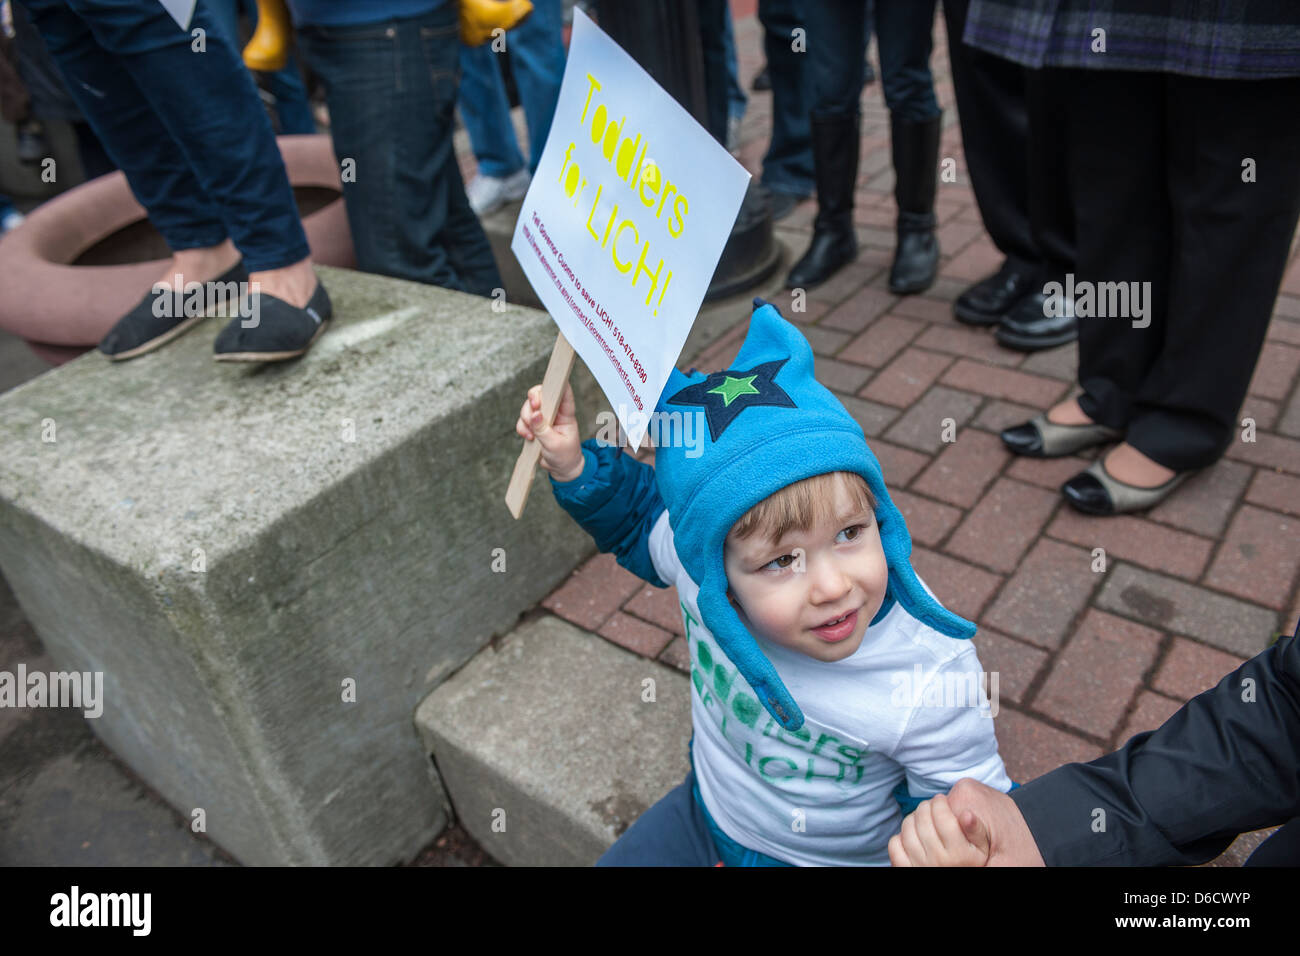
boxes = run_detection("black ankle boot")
[888,112,941,295]
[786,110,859,290]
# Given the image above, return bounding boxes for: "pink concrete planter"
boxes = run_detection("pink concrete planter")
[0,134,355,365]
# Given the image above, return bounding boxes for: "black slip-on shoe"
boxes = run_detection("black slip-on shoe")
[212,281,331,363]
[98,260,249,362]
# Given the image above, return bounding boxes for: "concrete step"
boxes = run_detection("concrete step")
[415,613,691,866]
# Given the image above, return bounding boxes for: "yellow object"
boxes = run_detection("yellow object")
[242,0,293,73]
[460,0,534,47]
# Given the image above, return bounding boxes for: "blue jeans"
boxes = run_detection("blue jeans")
[17,0,310,272]
[596,738,795,868]
[806,0,939,122]
[297,5,502,295]
[208,0,316,135]
[456,0,564,178]
[595,768,794,867]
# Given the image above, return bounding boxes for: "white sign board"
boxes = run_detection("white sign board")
[511,7,750,450]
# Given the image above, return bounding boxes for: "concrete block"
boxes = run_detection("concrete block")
[0,265,608,865]
[415,614,691,866]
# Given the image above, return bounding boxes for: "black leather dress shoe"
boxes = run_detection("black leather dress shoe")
[994,290,1078,351]
[954,262,1036,326]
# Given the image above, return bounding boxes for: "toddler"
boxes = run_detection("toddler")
[515,299,1014,865]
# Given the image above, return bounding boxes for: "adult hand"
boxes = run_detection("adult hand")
[945,777,1046,866]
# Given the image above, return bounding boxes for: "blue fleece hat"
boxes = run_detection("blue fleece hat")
[653,298,975,731]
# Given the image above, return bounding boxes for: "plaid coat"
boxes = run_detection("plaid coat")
[963,0,1300,79]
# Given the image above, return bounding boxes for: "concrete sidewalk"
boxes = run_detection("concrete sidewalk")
[3,8,1296,866]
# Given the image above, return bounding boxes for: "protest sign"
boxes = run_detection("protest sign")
[505,7,750,518]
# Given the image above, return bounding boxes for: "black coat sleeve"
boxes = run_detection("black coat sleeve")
[1008,628,1300,866]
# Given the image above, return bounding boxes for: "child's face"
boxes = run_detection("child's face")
[723,478,889,663]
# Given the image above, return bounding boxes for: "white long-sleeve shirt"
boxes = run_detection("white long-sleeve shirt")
[648,511,1013,866]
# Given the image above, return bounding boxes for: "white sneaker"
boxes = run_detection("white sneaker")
[0,211,24,235]
[466,167,531,217]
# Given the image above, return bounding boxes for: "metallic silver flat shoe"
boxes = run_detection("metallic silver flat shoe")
[1061,458,1194,516]
[1000,412,1123,458]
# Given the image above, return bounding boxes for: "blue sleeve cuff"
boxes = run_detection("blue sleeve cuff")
[549,446,600,492]
[547,439,670,589]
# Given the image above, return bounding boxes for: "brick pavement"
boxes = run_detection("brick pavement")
[536,11,1298,866]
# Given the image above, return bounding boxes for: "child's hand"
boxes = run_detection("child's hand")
[516,382,585,482]
[887,793,991,867]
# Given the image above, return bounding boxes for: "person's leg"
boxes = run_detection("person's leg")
[18,0,230,262]
[595,771,721,866]
[260,52,317,135]
[72,120,116,178]
[785,0,865,289]
[991,64,1079,349]
[873,0,938,124]
[941,0,1041,325]
[874,0,940,294]
[721,2,746,149]
[1123,73,1300,473]
[212,0,316,135]
[62,0,313,292]
[1053,68,1170,435]
[297,6,502,294]
[757,0,813,201]
[501,0,565,176]
[697,0,730,147]
[458,43,527,179]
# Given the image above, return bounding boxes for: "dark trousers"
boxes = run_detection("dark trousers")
[943,0,1074,282]
[1058,69,1300,470]
[805,0,939,122]
[17,0,310,272]
[757,0,814,197]
[1245,816,1300,866]
[697,0,729,147]
[296,5,503,297]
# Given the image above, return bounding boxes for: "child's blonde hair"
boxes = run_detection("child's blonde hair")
[728,471,877,546]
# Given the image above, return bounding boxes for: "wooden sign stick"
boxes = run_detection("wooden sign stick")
[506,330,577,519]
